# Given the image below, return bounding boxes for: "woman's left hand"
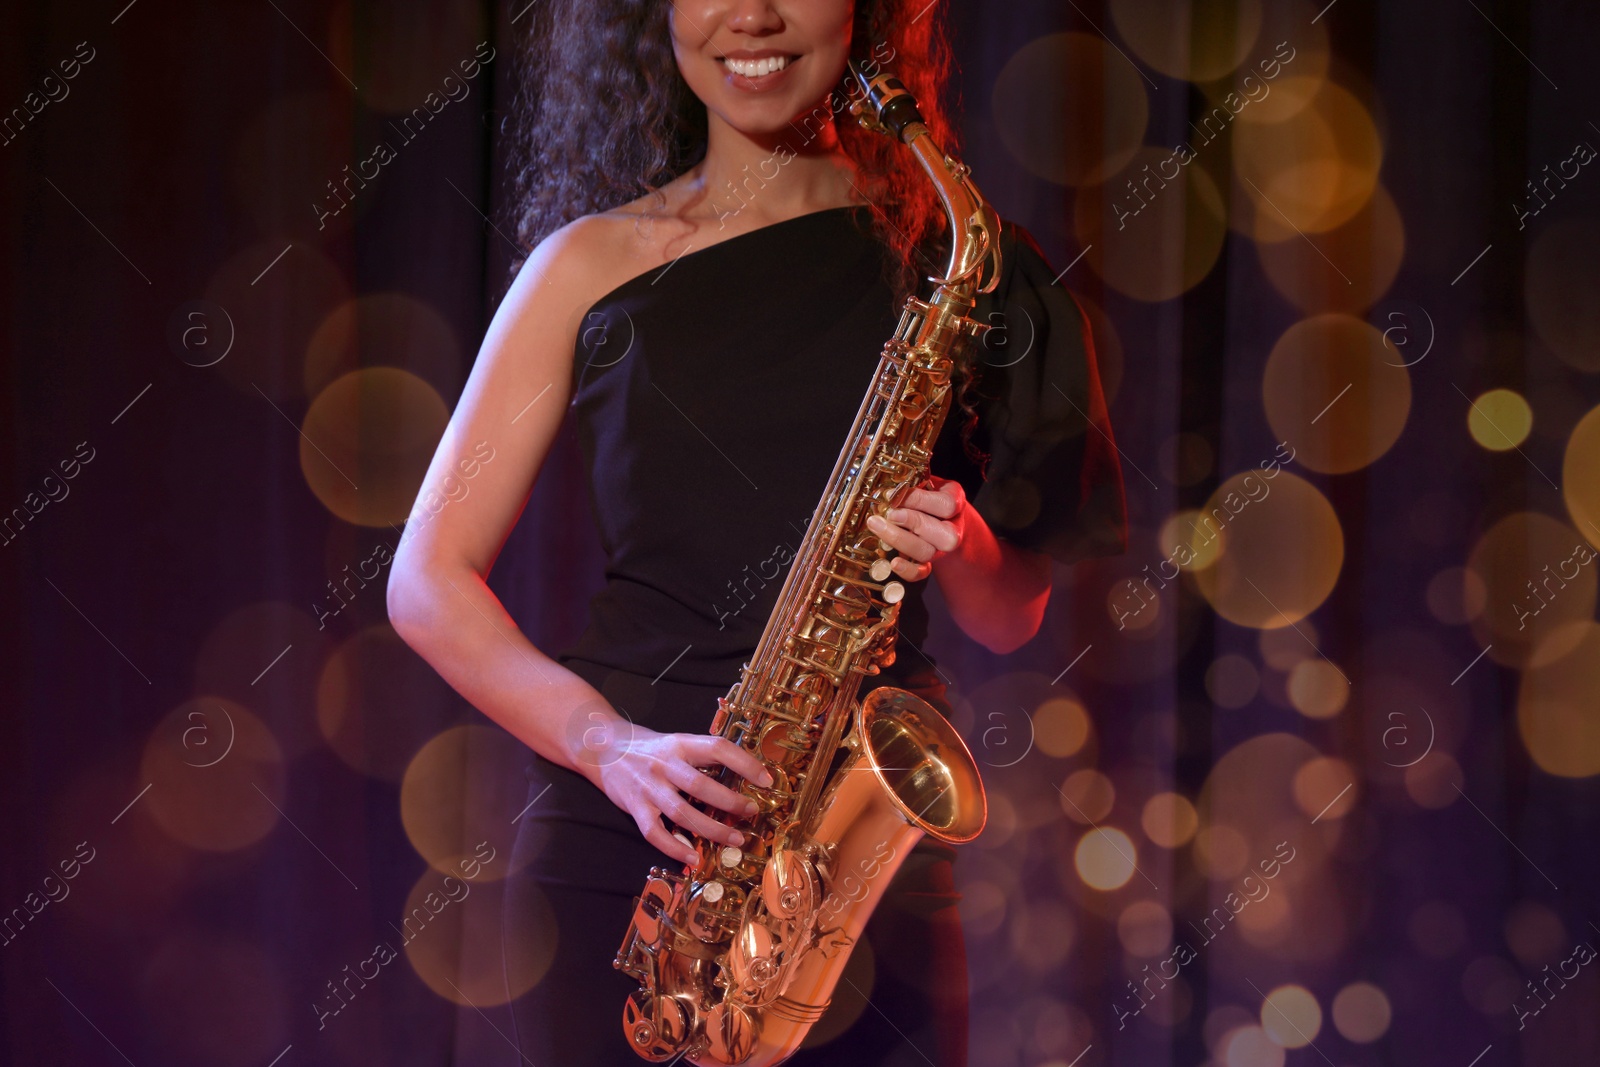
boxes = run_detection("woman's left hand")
[865,476,968,582]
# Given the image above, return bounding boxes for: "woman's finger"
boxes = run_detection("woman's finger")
[866,513,935,561]
[682,735,772,787]
[900,480,964,520]
[668,759,759,817]
[889,506,962,554]
[654,785,745,847]
[634,806,698,865]
[889,556,933,582]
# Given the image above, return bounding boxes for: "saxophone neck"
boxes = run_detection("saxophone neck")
[846,59,1003,301]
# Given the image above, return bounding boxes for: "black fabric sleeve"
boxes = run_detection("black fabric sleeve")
[930,219,1129,566]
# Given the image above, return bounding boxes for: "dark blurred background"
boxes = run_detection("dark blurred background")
[4,1,1600,1065]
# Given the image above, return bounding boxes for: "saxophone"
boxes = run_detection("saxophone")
[615,59,1000,1066]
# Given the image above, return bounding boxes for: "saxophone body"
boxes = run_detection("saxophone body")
[615,60,1001,1066]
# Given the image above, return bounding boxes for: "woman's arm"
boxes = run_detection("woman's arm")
[866,477,1051,655]
[386,219,767,865]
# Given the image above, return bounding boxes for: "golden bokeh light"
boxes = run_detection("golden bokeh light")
[1192,823,1250,879]
[1117,900,1174,956]
[1058,769,1116,823]
[1286,659,1349,718]
[1331,981,1391,1043]
[139,698,286,853]
[1562,403,1600,548]
[1035,696,1093,758]
[1227,4,1333,124]
[990,33,1149,186]
[1108,0,1263,82]
[1236,888,1292,943]
[1467,512,1597,668]
[1517,621,1600,778]
[1142,792,1200,848]
[300,367,451,527]
[1257,184,1404,314]
[1221,1024,1286,1067]
[1259,985,1321,1048]
[1466,388,1533,451]
[1192,471,1345,629]
[1233,79,1382,240]
[1206,654,1261,709]
[1074,147,1228,303]
[399,725,535,881]
[399,866,555,1007]
[1404,751,1464,809]
[304,293,462,397]
[1292,757,1355,819]
[1525,218,1600,373]
[1262,314,1412,474]
[1075,827,1138,891]
[317,624,465,782]
[1163,508,1224,571]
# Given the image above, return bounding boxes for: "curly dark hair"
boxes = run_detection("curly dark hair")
[504,0,989,471]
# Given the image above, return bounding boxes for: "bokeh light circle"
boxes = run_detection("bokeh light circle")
[1518,622,1600,778]
[1207,654,1261,708]
[1192,471,1345,629]
[399,725,535,881]
[1257,184,1404,314]
[1142,792,1200,848]
[991,33,1149,186]
[1035,696,1093,758]
[1075,827,1137,890]
[1233,79,1383,240]
[304,293,463,397]
[139,698,286,852]
[399,866,555,1006]
[1331,981,1391,1042]
[1074,147,1228,303]
[1562,403,1600,548]
[1467,388,1533,451]
[299,367,450,527]
[1287,659,1349,718]
[1262,314,1412,474]
[1108,0,1263,82]
[1526,218,1600,373]
[1468,512,1597,668]
[1259,985,1321,1048]
[1059,769,1116,823]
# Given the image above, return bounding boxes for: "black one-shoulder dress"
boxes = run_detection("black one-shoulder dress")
[504,205,1126,1066]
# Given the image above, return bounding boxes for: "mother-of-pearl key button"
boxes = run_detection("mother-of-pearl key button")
[720,846,743,868]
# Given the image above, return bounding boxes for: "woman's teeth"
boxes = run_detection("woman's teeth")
[725,55,790,78]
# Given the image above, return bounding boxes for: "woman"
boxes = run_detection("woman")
[387,1,1126,1063]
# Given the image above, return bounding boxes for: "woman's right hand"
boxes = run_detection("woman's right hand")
[586,723,774,866]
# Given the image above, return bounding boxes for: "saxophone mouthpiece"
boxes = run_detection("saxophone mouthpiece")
[846,59,926,143]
